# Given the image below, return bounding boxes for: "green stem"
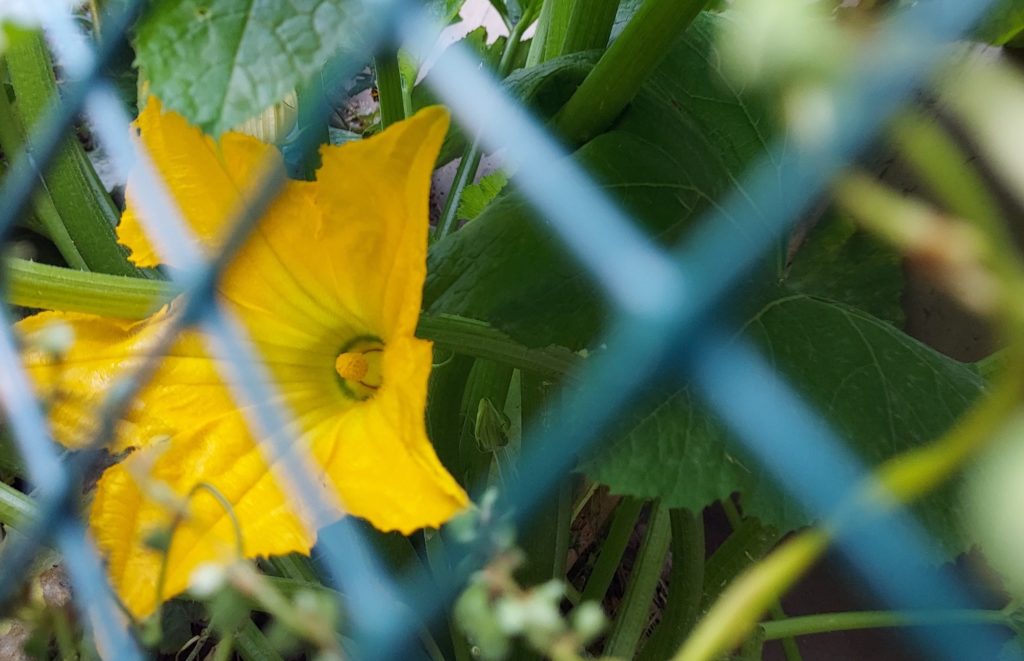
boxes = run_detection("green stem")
[760,609,1012,641]
[266,554,320,585]
[580,497,644,604]
[53,609,78,661]
[3,257,582,378]
[517,373,572,586]
[526,0,574,66]
[639,509,704,661]
[0,481,35,528]
[605,501,671,658]
[0,432,23,477]
[553,0,708,145]
[434,8,536,242]
[770,603,804,661]
[435,145,483,240]
[721,499,800,661]
[0,64,88,270]
[457,359,514,492]
[5,258,174,318]
[562,0,620,53]
[375,51,406,129]
[4,34,145,277]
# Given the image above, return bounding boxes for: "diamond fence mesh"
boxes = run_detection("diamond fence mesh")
[0,0,1010,659]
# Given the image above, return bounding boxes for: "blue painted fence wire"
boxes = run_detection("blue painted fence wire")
[0,0,1012,659]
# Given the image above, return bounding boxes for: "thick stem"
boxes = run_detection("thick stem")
[5,34,144,277]
[0,481,35,528]
[639,509,705,660]
[0,64,88,270]
[5,258,173,318]
[761,609,1012,641]
[526,0,573,66]
[605,501,672,658]
[580,497,644,604]
[562,0,620,53]
[721,499,801,661]
[517,373,572,586]
[553,0,708,146]
[4,259,581,378]
[375,51,406,129]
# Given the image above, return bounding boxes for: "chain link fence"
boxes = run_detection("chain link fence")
[0,0,1008,659]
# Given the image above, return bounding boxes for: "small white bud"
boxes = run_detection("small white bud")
[188,563,226,598]
[30,321,75,356]
[571,602,607,642]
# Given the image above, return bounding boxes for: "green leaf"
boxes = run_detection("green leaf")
[582,295,983,555]
[457,170,509,221]
[426,13,775,349]
[976,0,1024,46]
[427,0,467,25]
[785,209,905,326]
[135,0,362,135]
[415,33,588,165]
[426,131,694,349]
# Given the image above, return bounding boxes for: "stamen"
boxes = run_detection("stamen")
[335,352,369,382]
[335,337,385,400]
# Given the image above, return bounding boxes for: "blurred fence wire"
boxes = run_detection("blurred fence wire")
[0,0,1012,659]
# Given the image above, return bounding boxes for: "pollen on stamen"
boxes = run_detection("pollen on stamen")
[335,352,369,382]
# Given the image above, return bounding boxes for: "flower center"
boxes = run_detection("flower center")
[334,336,384,400]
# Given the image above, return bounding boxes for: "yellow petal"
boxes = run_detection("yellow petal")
[222,107,450,344]
[16,307,335,452]
[311,107,450,338]
[314,335,468,533]
[21,106,467,621]
[91,414,314,619]
[88,333,468,618]
[118,97,279,268]
[16,307,227,451]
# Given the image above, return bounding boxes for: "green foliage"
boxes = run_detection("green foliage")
[457,171,509,222]
[134,0,363,135]
[585,295,983,554]
[425,9,982,553]
[426,13,771,349]
[428,0,468,24]
[977,0,1024,45]
[5,1,1023,658]
[785,210,905,326]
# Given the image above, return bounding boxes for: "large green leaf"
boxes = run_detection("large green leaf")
[426,13,775,349]
[426,10,970,552]
[582,295,983,554]
[135,0,361,134]
[425,130,705,349]
[785,209,904,326]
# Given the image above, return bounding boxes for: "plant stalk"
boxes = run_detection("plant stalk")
[562,0,620,53]
[639,509,705,660]
[3,259,581,378]
[374,51,406,129]
[4,33,144,276]
[605,501,672,658]
[0,481,35,528]
[0,63,89,270]
[517,373,573,586]
[526,0,573,66]
[760,609,1012,641]
[580,497,644,604]
[434,7,537,241]
[553,0,707,145]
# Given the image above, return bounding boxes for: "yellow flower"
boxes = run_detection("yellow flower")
[17,99,469,618]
